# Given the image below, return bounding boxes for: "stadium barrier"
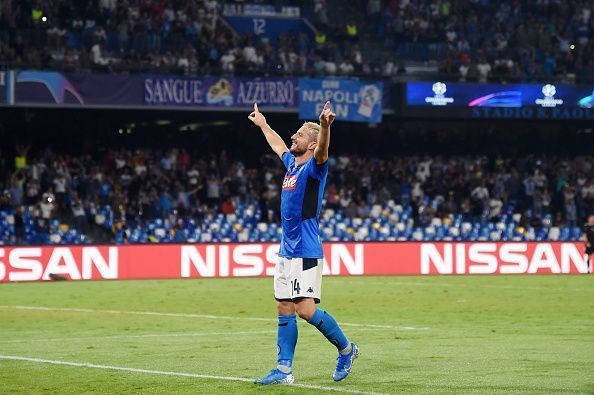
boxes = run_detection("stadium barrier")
[0,242,589,282]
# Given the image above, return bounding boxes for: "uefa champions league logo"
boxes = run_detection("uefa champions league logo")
[542,84,556,98]
[425,82,454,106]
[535,84,563,107]
[433,82,447,96]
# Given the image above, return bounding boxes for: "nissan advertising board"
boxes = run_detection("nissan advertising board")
[0,242,589,283]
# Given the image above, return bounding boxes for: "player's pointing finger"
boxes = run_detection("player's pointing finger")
[254,102,259,113]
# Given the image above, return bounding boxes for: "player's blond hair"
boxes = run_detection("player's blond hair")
[302,121,320,143]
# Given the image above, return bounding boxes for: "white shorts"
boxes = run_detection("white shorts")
[274,257,323,303]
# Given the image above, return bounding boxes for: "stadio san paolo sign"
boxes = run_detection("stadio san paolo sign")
[0,242,589,283]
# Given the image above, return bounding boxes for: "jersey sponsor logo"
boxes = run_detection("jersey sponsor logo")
[282,175,298,190]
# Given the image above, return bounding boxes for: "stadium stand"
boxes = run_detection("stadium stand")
[0,0,592,245]
[1,146,591,245]
[0,0,592,82]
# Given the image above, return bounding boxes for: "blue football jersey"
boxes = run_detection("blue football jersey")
[279,152,328,258]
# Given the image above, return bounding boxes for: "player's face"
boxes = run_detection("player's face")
[289,126,315,156]
[588,216,594,225]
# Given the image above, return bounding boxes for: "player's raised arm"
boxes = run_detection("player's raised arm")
[248,103,289,160]
[314,101,335,164]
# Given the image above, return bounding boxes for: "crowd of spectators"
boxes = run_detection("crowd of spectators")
[0,0,380,77]
[0,0,223,75]
[0,0,592,82]
[1,145,593,244]
[376,0,594,83]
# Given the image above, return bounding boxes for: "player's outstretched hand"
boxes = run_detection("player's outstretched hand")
[319,101,336,128]
[248,103,267,128]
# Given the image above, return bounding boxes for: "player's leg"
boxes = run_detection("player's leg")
[294,297,349,350]
[291,259,350,351]
[294,297,359,381]
[291,258,359,382]
[276,300,298,371]
[255,257,297,385]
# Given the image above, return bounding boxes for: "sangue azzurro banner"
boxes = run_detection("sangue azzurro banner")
[298,78,383,123]
[10,71,296,109]
[143,76,296,107]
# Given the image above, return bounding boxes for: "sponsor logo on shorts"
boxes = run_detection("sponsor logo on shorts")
[307,287,314,293]
[282,175,298,190]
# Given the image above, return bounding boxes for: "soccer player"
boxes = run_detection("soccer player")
[248,101,359,384]
[584,215,594,274]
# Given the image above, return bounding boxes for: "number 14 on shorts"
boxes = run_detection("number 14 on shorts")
[291,279,301,296]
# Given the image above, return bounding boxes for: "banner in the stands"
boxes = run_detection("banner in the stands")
[13,71,296,108]
[298,78,383,123]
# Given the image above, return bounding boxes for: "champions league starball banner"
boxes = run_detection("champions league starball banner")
[298,78,384,123]
[15,71,139,105]
[404,81,594,120]
[12,71,297,109]
[406,81,594,108]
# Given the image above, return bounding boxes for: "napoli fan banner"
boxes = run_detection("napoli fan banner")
[298,78,383,123]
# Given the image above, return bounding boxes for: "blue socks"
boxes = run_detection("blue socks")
[277,309,349,369]
[307,308,349,351]
[277,314,298,368]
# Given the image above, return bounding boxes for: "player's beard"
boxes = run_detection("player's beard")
[289,144,306,156]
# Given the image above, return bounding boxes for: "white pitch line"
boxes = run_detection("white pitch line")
[0,355,390,395]
[0,305,428,331]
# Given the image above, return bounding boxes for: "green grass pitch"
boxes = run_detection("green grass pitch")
[0,275,593,394]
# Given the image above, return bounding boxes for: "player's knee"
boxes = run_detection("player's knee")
[296,309,313,321]
[277,301,295,316]
[295,302,315,321]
